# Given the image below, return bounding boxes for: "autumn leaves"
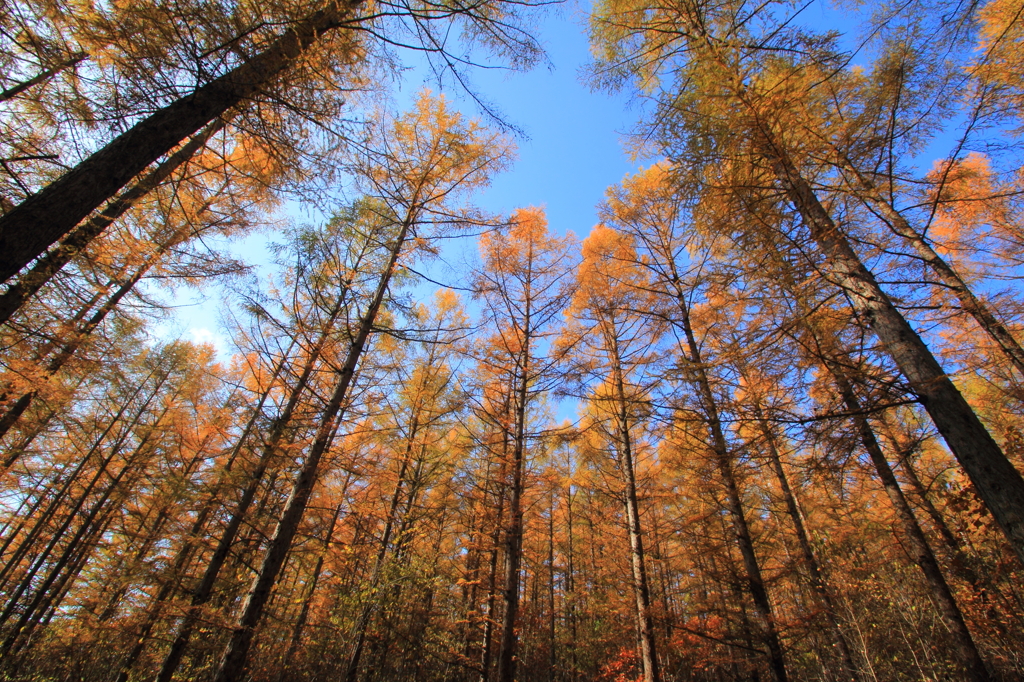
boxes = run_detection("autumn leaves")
[3,0,1024,679]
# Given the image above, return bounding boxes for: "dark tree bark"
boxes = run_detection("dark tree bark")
[0,119,224,326]
[604,320,659,682]
[495,306,530,682]
[670,281,789,682]
[814,343,991,682]
[0,52,87,102]
[750,403,860,682]
[154,293,348,682]
[209,212,412,682]
[840,156,1024,379]
[0,0,363,284]
[759,131,1024,565]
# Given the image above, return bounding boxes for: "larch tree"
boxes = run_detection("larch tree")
[208,92,511,682]
[474,207,577,682]
[561,224,664,682]
[588,0,1024,566]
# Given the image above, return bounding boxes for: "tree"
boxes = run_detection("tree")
[562,224,663,682]
[588,0,1024,566]
[474,207,576,682]
[209,92,511,682]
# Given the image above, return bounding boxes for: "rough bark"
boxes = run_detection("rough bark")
[0,199,217,446]
[760,133,1024,565]
[0,0,363,284]
[840,157,1024,378]
[0,119,224,326]
[822,353,991,682]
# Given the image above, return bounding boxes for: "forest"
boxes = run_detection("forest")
[2,0,1024,680]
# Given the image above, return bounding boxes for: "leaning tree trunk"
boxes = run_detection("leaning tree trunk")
[111,343,295,682]
[276,498,345,682]
[209,211,413,682]
[758,130,1024,565]
[750,403,859,682]
[0,0,363,284]
[0,195,221,446]
[0,119,225,326]
[839,155,1024,379]
[154,291,348,682]
[813,344,992,682]
[0,52,87,102]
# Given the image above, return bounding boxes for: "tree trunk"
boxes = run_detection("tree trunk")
[670,282,788,682]
[820,351,991,682]
[759,133,1024,564]
[0,0,363,284]
[840,156,1024,379]
[0,119,225,326]
[751,404,860,682]
[0,200,217,445]
[495,315,531,682]
[479,469,506,682]
[154,298,346,682]
[209,212,412,682]
[343,414,423,682]
[0,52,87,102]
[276,499,345,682]
[606,322,659,682]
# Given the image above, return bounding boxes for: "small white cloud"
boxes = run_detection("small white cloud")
[189,328,231,361]
[189,328,217,344]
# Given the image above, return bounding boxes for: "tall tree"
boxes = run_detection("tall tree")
[562,225,663,682]
[474,207,576,682]
[209,92,511,682]
[588,0,1024,565]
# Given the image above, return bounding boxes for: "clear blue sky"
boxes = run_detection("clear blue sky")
[438,7,642,238]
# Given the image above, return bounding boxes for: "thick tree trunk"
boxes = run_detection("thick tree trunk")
[0,0,362,284]
[841,158,1024,379]
[0,119,224,326]
[760,135,1024,565]
[0,202,217,445]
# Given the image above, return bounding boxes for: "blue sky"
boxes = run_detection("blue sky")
[445,7,643,237]
[163,6,645,355]
[160,0,967,358]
